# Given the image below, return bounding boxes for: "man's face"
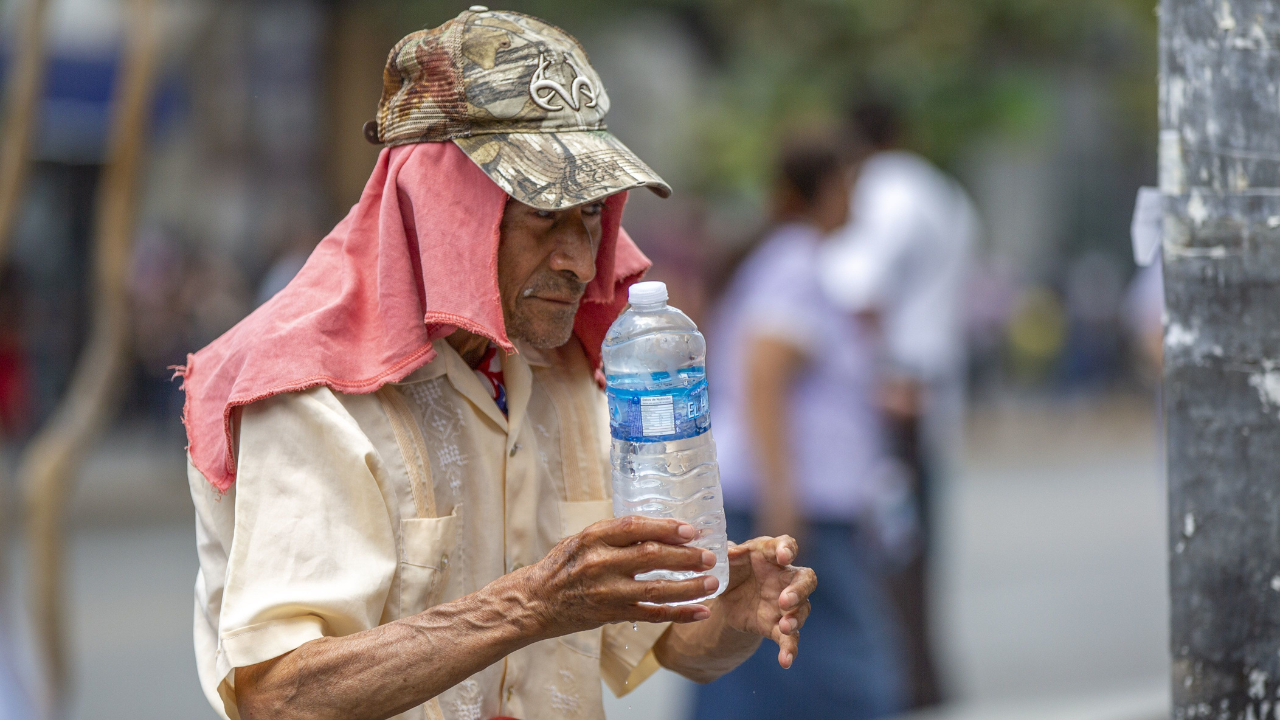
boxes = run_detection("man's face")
[498,198,604,348]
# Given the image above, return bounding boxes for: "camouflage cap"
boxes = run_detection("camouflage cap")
[372,6,671,210]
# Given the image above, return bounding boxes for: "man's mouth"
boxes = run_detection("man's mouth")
[527,295,579,306]
[522,287,582,305]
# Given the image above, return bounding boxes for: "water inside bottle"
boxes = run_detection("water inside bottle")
[603,283,730,603]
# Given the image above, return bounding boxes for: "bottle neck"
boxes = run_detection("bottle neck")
[630,301,667,313]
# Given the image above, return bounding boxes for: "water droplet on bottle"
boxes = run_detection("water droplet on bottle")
[632,622,639,632]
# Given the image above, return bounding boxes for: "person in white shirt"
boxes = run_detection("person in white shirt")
[818,102,979,708]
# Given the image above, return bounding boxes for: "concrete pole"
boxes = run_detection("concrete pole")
[1162,1,1280,718]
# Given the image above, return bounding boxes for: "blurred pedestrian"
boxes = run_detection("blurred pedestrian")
[818,100,979,708]
[1062,251,1125,390]
[0,266,30,439]
[129,227,192,435]
[695,139,908,720]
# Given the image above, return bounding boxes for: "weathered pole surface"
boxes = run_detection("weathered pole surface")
[1163,1,1280,718]
[17,0,159,708]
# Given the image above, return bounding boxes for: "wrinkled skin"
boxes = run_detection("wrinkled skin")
[236,198,818,720]
[498,198,601,349]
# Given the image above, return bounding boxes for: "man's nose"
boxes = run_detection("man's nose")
[548,217,597,284]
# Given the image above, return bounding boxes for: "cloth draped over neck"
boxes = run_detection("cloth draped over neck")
[177,142,649,492]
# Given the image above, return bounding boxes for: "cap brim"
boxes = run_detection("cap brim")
[453,130,671,211]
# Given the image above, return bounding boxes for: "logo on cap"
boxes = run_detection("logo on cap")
[529,53,599,112]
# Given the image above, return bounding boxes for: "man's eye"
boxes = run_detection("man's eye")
[535,209,556,220]
[582,203,604,216]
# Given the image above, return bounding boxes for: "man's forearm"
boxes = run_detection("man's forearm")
[652,602,762,684]
[237,572,544,720]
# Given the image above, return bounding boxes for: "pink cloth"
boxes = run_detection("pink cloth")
[179,142,649,491]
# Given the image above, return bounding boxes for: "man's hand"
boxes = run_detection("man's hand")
[654,533,816,682]
[517,515,720,639]
[717,535,815,668]
[236,515,719,720]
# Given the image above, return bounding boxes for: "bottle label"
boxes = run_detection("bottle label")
[607,378,710,442]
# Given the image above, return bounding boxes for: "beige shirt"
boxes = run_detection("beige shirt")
[189,338,668,720]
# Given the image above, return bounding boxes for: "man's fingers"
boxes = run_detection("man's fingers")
[766,535,799,566]
[737,535,799,566]
[620,542,715,575]
[773,626,798,669]
[631,602,712,625]
[627,574,718,606]
[589,515,694,548]
[781,598,812,633]
[780,566,817,611]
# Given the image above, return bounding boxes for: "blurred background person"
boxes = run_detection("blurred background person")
[1061,251,1126,391]
[0,266,30,440]
[819,100,980,709]
[695,138,908,720]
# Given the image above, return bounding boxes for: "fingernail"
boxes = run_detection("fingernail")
[703,575,718,592]
[701,550,716,568]
[677,524,695,540]
[693,608,711,621]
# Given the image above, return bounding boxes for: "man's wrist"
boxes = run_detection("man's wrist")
[483,563,565,640]
[489,565,556,642]
[655,607,761,683]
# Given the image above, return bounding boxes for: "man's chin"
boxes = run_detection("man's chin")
[508,319,576,349]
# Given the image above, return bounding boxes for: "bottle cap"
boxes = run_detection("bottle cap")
[628,281,668,306]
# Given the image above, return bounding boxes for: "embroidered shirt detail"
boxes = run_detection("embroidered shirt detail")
[450,679,484,720]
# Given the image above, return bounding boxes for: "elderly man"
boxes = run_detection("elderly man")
[180,9,815,720]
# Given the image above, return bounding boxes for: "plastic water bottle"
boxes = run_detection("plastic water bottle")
[603,281,729,601]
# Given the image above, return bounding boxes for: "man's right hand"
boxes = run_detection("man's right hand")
[515,515,718,639]
[235,515,713,720]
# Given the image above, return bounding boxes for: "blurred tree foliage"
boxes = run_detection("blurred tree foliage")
[375,0,1157,198]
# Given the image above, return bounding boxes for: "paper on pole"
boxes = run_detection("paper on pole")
[1131,187,1162,267]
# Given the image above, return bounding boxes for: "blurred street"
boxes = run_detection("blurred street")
[1,395,1167,720]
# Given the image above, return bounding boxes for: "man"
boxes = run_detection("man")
[819,101,979,708]
[180,9,815,720]
[697,140,907,719]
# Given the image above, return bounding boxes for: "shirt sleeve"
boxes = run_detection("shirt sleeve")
[738,241,825,355]
[819,179,920,315]
[214,387,398,700]
[600,621,669,697]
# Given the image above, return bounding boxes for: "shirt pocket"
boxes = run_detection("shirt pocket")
[400,511,459,619]
[557,499,614,659]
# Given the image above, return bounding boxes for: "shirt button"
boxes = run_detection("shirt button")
[440,554,449,569]
[509,443,521,457]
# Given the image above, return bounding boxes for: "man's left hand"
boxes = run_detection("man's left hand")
[711,535,816,669]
